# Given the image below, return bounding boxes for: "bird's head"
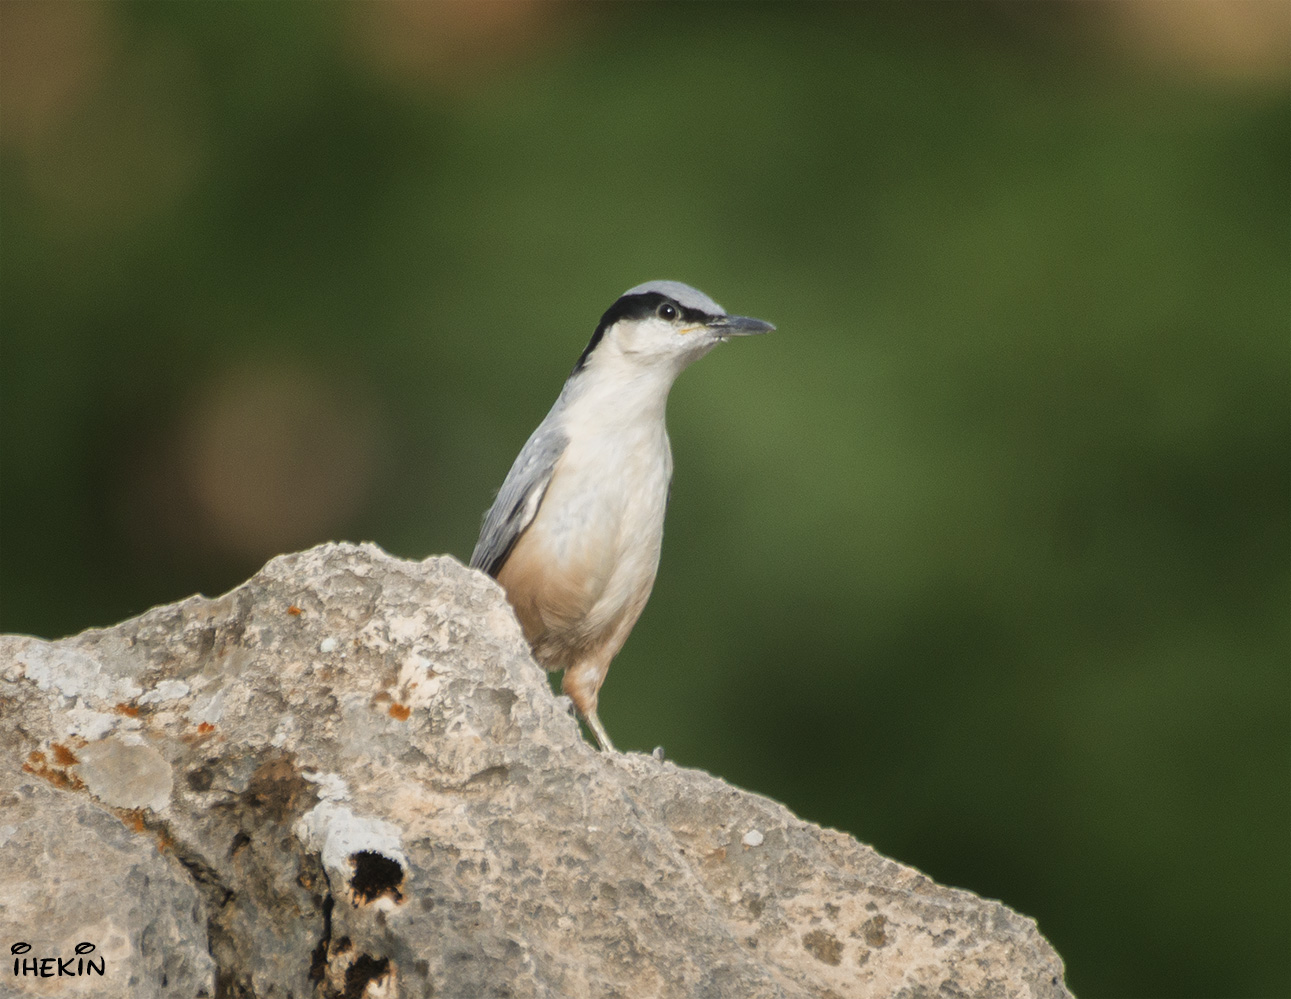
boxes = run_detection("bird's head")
[572,280,773,378]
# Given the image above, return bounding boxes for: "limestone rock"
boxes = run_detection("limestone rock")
[0,543,1072,998]
[0,779,214,998]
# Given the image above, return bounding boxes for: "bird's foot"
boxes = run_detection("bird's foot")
[583,708,617,753]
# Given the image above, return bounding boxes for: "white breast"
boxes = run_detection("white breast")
[535,414,671,635]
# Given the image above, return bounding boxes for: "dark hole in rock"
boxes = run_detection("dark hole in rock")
[308,895,333,985]
[342,954,390,999]
[186,766,213,792]
[349,850,404,904]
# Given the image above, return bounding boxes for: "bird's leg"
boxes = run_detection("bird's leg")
[562,661,616,752]
[583,708,617,754]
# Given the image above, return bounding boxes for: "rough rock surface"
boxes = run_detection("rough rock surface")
[0,543,1071,998]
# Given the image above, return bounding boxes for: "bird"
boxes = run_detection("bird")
[469,281,774,752]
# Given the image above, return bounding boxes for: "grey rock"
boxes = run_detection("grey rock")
[0,779,215,998]
[0,542,1072,998]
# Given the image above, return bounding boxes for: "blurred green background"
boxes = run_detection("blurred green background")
[2,2,1287,995]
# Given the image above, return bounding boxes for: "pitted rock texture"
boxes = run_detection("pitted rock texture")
[0,543,1072,998]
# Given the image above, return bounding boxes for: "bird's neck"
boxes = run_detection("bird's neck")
[559,350,685,434]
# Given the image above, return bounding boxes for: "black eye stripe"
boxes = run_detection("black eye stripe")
[572,293,720,374]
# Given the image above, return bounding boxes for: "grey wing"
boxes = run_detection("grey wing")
[469,420,568,578]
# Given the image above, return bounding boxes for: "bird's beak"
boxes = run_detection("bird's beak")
[706,314,775,338]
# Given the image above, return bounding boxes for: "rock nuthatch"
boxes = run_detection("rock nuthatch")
[470,281,774,752]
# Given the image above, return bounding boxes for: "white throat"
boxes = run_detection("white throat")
[560,337,709,433]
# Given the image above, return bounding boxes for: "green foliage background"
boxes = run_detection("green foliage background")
[2,3,1287,995]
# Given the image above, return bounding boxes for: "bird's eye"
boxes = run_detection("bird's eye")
[657,303,678,321]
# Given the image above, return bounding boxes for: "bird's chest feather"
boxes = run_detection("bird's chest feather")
[537,423,672,590]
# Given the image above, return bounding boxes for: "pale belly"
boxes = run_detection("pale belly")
[497,428,671,668]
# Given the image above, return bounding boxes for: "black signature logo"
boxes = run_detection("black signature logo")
[10,941,105,978]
